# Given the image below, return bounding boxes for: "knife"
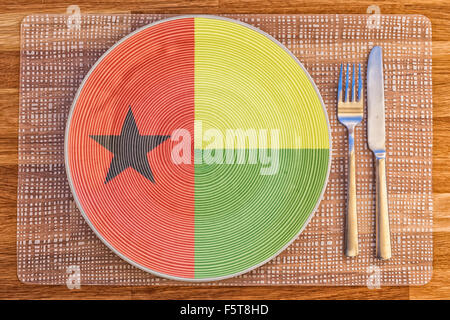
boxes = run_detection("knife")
[367,46,391,260]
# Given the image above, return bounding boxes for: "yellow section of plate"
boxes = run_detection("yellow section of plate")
[194,17,329,150]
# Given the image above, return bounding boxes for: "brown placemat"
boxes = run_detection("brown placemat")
[17,14,432,286]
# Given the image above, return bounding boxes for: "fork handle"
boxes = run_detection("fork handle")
[375,156,391,260]
[345,129,358,257]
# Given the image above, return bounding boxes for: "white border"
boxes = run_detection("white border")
[64,15,332,282]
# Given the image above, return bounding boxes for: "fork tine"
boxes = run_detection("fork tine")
[358,63,362,101]
[351,63,356,102]
[338,63,343,102]
[344,63,349,102]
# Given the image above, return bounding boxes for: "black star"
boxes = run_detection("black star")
[90,107,170,184]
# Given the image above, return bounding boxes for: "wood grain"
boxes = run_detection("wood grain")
[0,0,449,300]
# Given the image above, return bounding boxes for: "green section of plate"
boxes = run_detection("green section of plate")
[194,148,329,279]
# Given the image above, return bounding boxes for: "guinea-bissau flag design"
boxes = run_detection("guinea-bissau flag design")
[66,16,331,281]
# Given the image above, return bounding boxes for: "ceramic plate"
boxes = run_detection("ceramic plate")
[65,15,331,282]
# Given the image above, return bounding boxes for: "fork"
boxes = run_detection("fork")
[337,63,363,257]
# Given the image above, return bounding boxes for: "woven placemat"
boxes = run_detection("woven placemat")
[17,14,432,286]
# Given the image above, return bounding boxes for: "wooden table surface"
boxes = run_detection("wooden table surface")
[0,0,449,300]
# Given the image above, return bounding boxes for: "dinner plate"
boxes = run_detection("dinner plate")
[65,15,331,282]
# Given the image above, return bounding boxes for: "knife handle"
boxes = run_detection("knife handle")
[345,130,358,257]
[375,156,391,260]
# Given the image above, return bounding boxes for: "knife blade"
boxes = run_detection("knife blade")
[367,46,391,260]
[367,46,386,154]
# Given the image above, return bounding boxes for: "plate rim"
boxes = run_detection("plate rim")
[64,14,333,282]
